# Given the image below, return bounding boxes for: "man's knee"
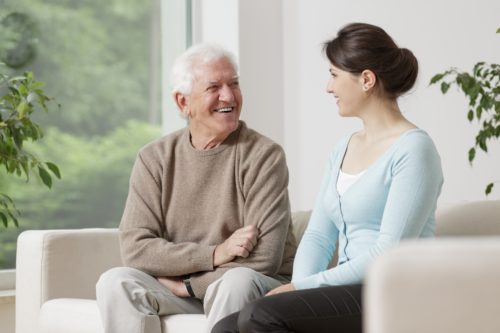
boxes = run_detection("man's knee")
[217,267,262,291]
[98,266,132,288]
[96,266,147,300]
[204,267,266,315]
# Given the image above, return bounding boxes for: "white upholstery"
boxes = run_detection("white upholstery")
[15,212,311,333]
[364,238,500,333]
[38,299,207,333]
[16,228,121,333]
[365,199,500,333]
[15,201,500,333]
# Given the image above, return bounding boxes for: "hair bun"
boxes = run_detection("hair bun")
[387,47,418,97]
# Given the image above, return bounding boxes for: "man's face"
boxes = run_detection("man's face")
[183,58,242,140]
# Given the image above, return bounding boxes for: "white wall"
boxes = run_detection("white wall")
[283,0,500,210]
[189,0,500,211]
[192,0,284,145]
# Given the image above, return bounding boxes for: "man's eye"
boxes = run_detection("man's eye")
[207,85,218,91]
[231,81,239,87]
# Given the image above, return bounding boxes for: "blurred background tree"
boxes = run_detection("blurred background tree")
[0,0,162,268]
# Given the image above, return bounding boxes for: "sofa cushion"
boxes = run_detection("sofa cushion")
[39,298,207,333]
[291,210,311,243]
[40,299,103,333]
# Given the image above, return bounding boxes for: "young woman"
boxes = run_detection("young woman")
[212,22,443,333]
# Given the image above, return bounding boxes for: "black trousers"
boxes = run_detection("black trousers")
[212,284,363,333]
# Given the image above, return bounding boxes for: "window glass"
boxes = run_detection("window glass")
[0,0,163,269]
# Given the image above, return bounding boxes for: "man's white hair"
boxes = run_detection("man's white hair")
[170,43,239,95]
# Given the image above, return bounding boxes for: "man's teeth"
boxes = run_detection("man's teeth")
[215,107,232,113]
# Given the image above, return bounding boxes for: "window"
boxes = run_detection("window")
[0,0,190,270]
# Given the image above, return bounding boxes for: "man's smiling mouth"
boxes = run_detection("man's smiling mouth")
[214,107,233,113]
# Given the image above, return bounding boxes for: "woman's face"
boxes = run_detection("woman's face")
[326,64,366,117]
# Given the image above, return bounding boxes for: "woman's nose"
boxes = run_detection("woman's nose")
[326,78,335,94]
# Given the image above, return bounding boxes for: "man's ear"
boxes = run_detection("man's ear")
[174,91,190,116]
[360,69,377,91]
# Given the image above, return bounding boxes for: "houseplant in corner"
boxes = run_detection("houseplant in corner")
[430,28,500,195]
[0,11,60,229]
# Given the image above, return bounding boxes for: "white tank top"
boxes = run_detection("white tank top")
[337,169,366,196]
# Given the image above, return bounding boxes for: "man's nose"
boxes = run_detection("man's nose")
[219,85,235,102]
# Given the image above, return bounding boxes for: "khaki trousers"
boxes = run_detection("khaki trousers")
[96,266,283,333]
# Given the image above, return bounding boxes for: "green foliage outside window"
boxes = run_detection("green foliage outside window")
[0,69,61,228]
[0,0,162,269]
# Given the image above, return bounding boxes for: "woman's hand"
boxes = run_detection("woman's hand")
[266,283,296,296]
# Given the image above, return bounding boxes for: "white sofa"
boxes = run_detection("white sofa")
[15,201,500,333]
[364,200,500,333]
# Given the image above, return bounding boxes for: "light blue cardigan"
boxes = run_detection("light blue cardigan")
[292,129,444,289]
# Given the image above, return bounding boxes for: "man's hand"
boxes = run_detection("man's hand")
[265,283,296,296]
[213,224,259,266]
[157,277,190,297]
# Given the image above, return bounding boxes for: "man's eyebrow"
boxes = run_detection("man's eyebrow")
[206,76,239,85]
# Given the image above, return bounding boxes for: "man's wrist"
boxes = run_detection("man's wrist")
[183,276,196,297]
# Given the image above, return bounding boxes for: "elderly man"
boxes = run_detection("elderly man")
[96,43,297,333]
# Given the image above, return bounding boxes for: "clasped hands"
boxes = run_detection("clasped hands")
[157,224,259,297]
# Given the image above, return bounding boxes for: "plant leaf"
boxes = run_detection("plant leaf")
[38,166,53,189]
[6,211,19,227]
[485,183,494,195]
[17,101,29,119]
[468,147,476,164]
[46,162,61,179]
[441,82,450,94]
[430,73,445,85]
[497,27,500,34]
[0,212,7,227]
[467,109,474,122]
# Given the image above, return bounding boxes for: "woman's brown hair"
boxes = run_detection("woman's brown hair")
[324,22,418,99]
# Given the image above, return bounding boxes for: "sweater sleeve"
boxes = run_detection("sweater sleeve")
[119,153,216,277]
[239,143,293,273]
[189,143,294,299]
[293,134,443,289]
[292,156,339,282]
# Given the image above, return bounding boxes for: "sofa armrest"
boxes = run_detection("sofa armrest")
[364,238,500,333]
[16,228,121,333]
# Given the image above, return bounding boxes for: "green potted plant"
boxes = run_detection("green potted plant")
[0,69,61,228]
[430,28,500,195]
[0,11,60,228]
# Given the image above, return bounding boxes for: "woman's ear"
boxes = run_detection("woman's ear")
[360,69,376,91]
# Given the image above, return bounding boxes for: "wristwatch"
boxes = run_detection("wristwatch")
[183,276,195,297]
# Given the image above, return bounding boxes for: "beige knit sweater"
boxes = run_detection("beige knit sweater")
[119,121,297,299]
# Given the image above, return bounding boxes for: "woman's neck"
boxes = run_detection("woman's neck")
[357,98,415,142]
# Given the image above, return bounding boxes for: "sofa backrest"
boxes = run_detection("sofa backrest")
[435,200,500,237]
[291,200,500,241]
[290,200,500,267]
